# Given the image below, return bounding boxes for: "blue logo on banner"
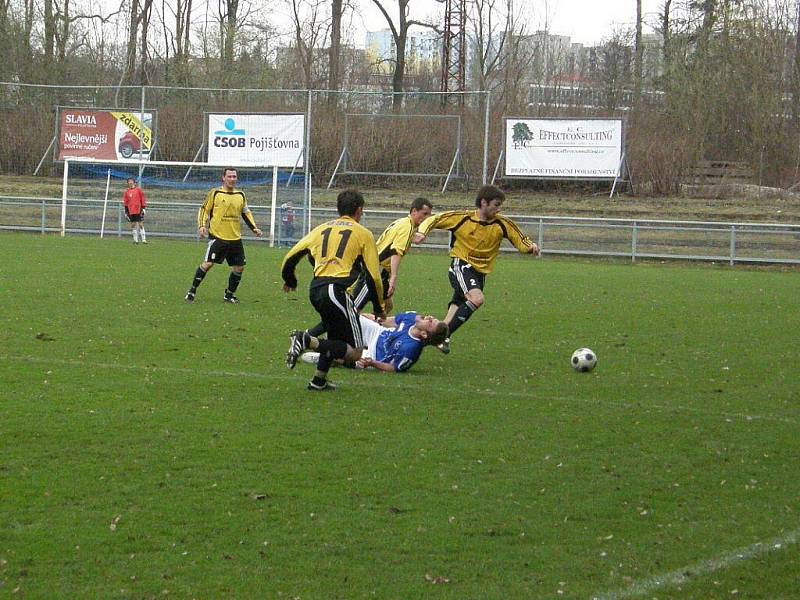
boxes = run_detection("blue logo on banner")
[214,117,245,136]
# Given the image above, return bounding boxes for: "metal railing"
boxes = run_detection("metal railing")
[1,196,799,266]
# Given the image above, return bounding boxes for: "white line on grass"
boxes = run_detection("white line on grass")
[3,353,799,425]
[593,528,800,599]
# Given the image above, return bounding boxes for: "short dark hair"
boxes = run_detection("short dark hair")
[427,322,449,347]
[410,197,433,212]
[475,184,505,207]
[223,167,238,177]
[126,177,135,183]
[337,189,364,217]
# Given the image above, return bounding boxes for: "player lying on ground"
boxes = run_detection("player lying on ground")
[282,189,385,391]
[301,312,448,373]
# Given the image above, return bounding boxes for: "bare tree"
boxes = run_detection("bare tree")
[219,0,239,87]
[634,0,643,109]
[329,0,342,94]
[284,0,328,89]
[370,0,437,110]
[793,0,800,127]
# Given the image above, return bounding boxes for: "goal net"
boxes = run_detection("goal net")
[60,159,307,246]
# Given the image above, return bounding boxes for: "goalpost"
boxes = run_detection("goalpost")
[60,158,306,245]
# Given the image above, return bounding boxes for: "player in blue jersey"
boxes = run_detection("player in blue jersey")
[301,312,448,373]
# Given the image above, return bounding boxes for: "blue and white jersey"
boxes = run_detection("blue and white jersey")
[374,312,424,372]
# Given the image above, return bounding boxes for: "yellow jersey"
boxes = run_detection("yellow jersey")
[197,187,258,241]
[376,215,416,270]
[418,209,534,274]
[281,216,385,313]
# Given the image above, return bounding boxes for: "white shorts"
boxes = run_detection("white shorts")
[359,315,384,360]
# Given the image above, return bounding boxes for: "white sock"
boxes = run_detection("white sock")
[140,227,146,242]
[133,229,139,242]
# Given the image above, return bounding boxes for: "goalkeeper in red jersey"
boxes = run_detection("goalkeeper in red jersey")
[123,177,147,244]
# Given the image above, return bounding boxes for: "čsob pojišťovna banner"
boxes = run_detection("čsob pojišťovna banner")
[206,113,305,168]
[57,109,154,161]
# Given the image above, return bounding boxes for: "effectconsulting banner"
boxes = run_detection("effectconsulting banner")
[505,118,623,179]
[207,113,305,167]
[57,108,154,161]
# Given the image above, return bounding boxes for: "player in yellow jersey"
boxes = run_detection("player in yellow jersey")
[184,168,262,304]
[414,185,540,352]
[305,197,432,339]
[281,189,385,391]
[352,197,432,311]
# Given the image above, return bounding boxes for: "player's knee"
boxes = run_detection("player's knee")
[201,261,214,271]
[465,290,484,308]
[346,346,363,362]
[232,266,244,274]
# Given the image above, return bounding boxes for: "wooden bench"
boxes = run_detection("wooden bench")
[683,160,754,185]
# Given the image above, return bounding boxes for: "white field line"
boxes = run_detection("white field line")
[2,353,799,425]
[594,528,800,599]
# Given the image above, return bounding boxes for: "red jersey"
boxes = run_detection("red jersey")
[123,187,147,215]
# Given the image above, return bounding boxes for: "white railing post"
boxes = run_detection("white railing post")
[61,159,69,237]
[730,225,736,266]
[632,221,638,262]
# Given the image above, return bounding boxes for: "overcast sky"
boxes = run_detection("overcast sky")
[354,0,663,46]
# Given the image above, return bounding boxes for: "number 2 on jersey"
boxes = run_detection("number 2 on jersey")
[320,227,352,259]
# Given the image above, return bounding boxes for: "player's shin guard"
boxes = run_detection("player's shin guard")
[447,300,478,336]
[316,339,348,361]
[227,270,242,294]
[191,266,208,291]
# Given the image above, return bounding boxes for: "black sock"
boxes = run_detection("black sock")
[307,322,326,337]
[227,271,242,296]
[447,300,478,336]
[191,266,208,291]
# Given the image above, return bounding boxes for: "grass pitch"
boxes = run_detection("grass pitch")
[1,232,799,598]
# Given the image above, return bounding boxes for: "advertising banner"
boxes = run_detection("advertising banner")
[207,113,305,168]
[505,118,623,179]
[57,108,154,161]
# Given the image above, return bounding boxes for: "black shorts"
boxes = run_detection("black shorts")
[203,238,246,266]
[310,283,363,348]
[128,213,143,223]
[350,268,390,311]
[448,258,485,305]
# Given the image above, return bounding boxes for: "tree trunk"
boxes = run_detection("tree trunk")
[43,0,56,68]
[328,0,342,105]
[634,0,643,110]
[222,0,239,88]
[139,0,153,86]
[793,1,800,128]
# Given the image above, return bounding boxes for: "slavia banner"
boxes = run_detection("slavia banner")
[207,114,305,168]
[57,108,154,161]
[505,118,622,179]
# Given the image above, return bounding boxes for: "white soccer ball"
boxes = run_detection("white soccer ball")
[571,348,597,372]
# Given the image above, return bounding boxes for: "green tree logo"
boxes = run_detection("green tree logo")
[512,122,534,147]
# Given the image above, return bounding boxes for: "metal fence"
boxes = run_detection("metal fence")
[2,196,798,265]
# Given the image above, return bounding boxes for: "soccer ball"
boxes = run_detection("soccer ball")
[571,348,597,372]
